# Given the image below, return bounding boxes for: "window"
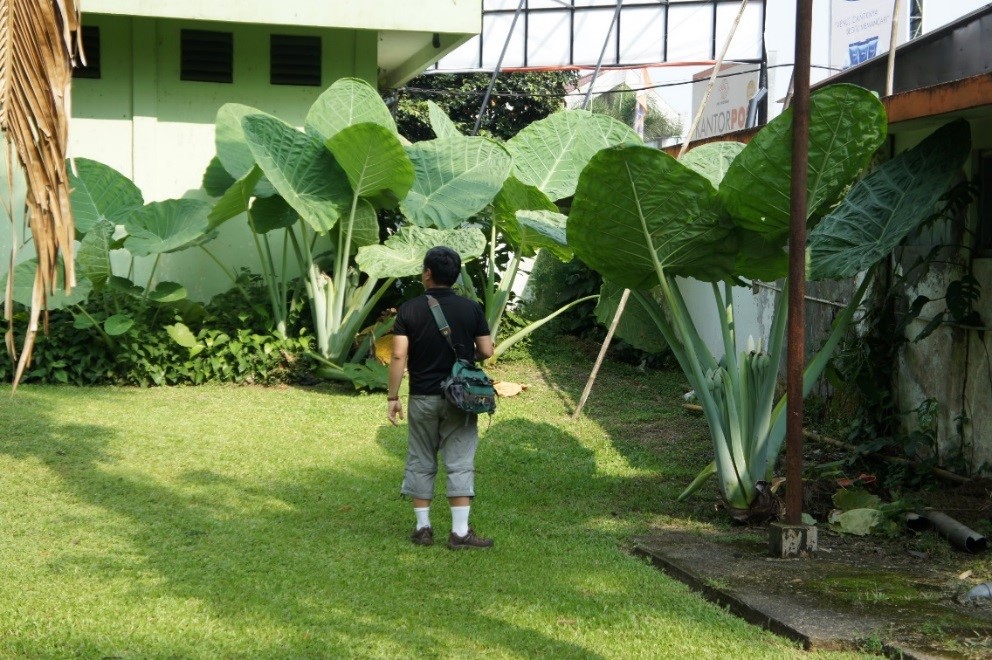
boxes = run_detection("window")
[270,35,322,86]
[73,26,100,79]
[181,29,233,83]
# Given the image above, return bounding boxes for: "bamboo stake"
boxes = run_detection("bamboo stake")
[571,0,750,420]
[886,0,904,96]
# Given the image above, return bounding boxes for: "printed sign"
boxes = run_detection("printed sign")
[830,0,906,70]
[690,62,760,140]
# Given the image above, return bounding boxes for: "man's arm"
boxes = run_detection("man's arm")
[474,335,494,362]
[387,334,409,426]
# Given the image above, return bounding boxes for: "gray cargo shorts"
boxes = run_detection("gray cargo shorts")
[400,395,477,500]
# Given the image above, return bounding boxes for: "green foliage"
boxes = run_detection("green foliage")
[828,489,912,537]
[207,77,490,376]
[0,281,310,387]
[587,83,682,142]
[569,85,971,516]
[521,252,601,337]
[826,177,983,485]
[394,71,577,141]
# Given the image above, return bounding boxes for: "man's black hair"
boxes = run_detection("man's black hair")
[424,246,461,286]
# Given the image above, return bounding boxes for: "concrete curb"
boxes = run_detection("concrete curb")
[631,541,937,659]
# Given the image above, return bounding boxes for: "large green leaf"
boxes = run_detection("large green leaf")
[305,77,397,141]
[77,218,115,288]
[123,199,214,256]
[681,142,745,189]
[242,113,351,234]
[332,199,380,255]
[104,313,134,336]
[732,228,788,281]
[166,322,199,348]
[428,100,461,139]
[595,280,668,355]
[249,195,298,234]
[202,156,237,197]
[2,259,92,310]
[809,120,971,280]
[515,211,571,261]
[68,158,143,235]
[207,166,263,228]
[506,110,640,201]
[356,226,487,280]
[569,145,737,288]
[721,84,887,238]
[325,123,413,208]
[400,136,512,229]
[148,282,187,303]
[492,177,560,258]
[214,104,277,197]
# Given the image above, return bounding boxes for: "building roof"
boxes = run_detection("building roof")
[83,0,483,87]
[664,4,992,155]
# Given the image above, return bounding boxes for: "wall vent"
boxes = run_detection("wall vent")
[181,29,233,83]
[270,34,322,86]
[73,26,101,79]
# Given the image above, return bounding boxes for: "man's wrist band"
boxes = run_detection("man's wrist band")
[387,396,399,401]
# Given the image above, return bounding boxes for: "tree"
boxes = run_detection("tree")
[392,71,577,141]
[587,83,682,142]
[1,1,83,387]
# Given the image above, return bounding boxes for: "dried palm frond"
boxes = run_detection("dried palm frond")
[0,0,83,388]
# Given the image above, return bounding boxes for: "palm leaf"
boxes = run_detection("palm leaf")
[1,0,83,387]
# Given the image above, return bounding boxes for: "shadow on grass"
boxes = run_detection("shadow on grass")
[2,409,671,656]
[517,336,722,520]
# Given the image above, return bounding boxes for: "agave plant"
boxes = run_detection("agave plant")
[568,83,971,519]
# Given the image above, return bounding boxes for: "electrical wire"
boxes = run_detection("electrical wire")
[397,63,844,99]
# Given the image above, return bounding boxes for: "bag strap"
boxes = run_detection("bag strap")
[426,295,458,357]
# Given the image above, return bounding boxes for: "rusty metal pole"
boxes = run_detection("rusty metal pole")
[785,0,813,527]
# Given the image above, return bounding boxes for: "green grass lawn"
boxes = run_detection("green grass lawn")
[0,338,866,658]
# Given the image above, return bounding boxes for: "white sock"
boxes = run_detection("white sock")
[450,505,471,537]
[414,506,431,530]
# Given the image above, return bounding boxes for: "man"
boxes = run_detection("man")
[387,246,495,550]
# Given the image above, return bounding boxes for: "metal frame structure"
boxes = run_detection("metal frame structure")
[433,0,766,71]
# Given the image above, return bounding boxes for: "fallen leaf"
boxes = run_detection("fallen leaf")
[494,381,527,397]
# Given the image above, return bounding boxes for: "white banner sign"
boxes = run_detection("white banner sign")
[830,0,905,70]
[690,63,760,141]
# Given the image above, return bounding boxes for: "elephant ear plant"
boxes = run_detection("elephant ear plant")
[201,78,490,387]
[568,83,971,521]
[415,105,641,360]
[3,158,217,345]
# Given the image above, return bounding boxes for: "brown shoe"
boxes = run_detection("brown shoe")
[447,527,493,550]
[411,526,434,546]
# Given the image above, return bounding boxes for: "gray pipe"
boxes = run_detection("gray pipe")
[922,510,988,553]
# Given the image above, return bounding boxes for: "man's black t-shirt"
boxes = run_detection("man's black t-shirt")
[393,288,490,395]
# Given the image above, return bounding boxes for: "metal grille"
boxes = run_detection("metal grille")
[270,35,322,86]
[73,26,101,79]
[181,29,233,83]
[910,0,924,39]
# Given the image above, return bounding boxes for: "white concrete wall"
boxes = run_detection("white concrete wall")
[894,119,992,473]
[83,0,481,34]
[66,14,378,302]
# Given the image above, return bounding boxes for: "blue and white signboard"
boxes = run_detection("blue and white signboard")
[830,0,907,70]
